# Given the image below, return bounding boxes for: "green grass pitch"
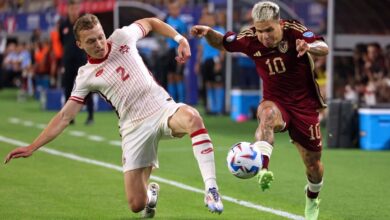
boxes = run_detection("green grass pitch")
[1,89,390,219]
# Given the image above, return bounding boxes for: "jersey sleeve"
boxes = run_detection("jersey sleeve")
[113,23,147,45]
[69,68,91,104]
[222,30,251,54]
[285,20,324,43]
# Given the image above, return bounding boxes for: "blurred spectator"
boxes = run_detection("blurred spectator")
[49,19,63,88]
[376,78,390,103]
[353,43,367,83]
[364,42,386,82]
[364,81,376,105]
[236,10,259,90]
[344,84,358,103]
[30,28,41,64]
[0,24,7,89]
[59,0,94,125]
[2,42,21,88]
[33,39,51,94]
[385,44,390,76]
[196,12,225,115]
[164,0,188,103]
[17,42,33,100]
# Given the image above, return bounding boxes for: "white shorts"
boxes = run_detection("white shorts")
[121,102,185,172]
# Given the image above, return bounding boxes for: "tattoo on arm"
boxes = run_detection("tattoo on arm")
[205,29,225,51]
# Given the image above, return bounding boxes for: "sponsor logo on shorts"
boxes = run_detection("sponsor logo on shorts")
[122,157,126,165]
[201,147,214,154]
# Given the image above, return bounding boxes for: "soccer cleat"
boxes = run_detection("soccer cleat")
[256,169,274,191]
[304,185,320,220]
[204,187,223,214]
[305,196,320,220]
[141,182,160,218]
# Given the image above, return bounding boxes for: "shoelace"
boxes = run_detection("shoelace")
[209,187,219,201]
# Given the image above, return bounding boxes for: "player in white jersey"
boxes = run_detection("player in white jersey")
[4,14,223,217]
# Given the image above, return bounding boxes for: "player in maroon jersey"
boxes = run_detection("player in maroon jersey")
[191,1,328,219]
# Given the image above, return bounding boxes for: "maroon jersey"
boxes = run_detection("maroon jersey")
[223,20,326,113]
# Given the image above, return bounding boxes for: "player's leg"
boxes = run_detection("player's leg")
[123,167,151,213]
[168,105,223,213]
[289,111,323,220]
[294,142,323,220]
[252,100,287,191]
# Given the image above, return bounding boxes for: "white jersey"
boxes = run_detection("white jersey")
[70,23,172,133]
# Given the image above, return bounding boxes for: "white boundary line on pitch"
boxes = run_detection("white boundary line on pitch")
[0,135,304,220]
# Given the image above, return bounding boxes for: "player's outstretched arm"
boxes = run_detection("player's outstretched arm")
[296,39,328,57]
[4,100,83,164]
[135,17,191,63]
[190,25,225,51]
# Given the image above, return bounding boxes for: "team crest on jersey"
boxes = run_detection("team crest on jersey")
[119,44,130,54]
[278,40,288,53]
[226,34,236,43]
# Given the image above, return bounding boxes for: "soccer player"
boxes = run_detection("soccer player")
[4,14,223,217]
[191,1,328,219]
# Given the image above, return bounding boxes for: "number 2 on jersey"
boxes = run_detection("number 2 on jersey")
[116,66,130,81]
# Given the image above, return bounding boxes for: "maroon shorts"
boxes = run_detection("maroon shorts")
[273,101,322,152]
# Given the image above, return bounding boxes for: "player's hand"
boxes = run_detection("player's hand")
[296,39,309,57]
[190,25,211,38]
[176,38,191,64]
[4,146,34,164]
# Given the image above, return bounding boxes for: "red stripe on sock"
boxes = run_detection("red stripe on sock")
[262,155,270,169]
[190,128,208,138]
[192,139,211,147]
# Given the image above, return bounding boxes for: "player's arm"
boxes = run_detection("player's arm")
[190,25,225,51]
[296,39,328,57]
[4,100,83,164]
[135,17,191,63]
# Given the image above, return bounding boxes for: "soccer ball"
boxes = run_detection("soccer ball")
[226,142,263,179]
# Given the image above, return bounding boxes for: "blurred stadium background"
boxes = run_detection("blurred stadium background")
[1,0,390,219]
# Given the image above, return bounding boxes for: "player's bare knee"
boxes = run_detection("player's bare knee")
[182,106,203,130]
[258,107,276,126]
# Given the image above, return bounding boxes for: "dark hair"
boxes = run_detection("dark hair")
[73,14,100,41]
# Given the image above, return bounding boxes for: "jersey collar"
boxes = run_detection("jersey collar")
[87,42,112,64]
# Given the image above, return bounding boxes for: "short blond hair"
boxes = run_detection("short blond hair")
[252,1,280,22]
[73,14,100,41]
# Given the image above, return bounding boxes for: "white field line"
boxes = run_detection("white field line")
[6,118,229,151]
[0,135,304,220]
[8,118,118,147]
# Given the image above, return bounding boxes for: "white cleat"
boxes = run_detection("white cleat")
[204,187,223,214]
[141,182,160,218]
